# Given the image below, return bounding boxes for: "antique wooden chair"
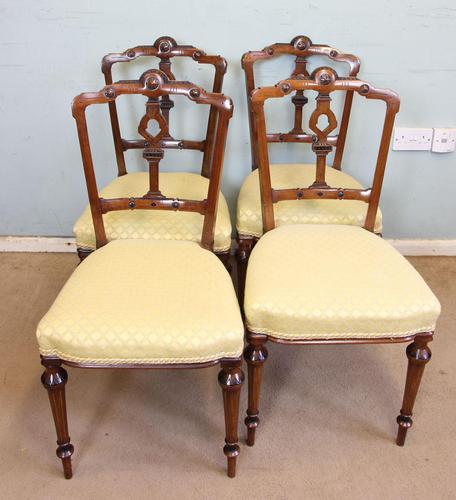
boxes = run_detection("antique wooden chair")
[74,36,233,268]
[37,70,244,478]
[243,67,441,449]
[237,36,382,301]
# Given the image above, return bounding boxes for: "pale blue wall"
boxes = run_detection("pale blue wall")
[1,0,455,238]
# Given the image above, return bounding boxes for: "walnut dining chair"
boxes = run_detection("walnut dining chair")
[37,70,244,478]
[74,36,233,269]
[237,36,383,303]
[242,67,441,450]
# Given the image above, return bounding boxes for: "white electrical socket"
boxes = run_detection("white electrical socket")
[432,128,456,153]
[392,127,433,151]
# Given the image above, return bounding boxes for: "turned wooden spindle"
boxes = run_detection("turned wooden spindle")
[396,334,433,446]
[41,358,74,479]
[243,335,268,446]
[218,359,244,478]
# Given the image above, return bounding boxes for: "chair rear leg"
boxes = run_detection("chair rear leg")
[235,236,255,310]
[218,358,244,478]
[243,333,268,446]
[77,248,93,262]
[216,251,232,273]
[41,357,74,479]
[396,333,433,446]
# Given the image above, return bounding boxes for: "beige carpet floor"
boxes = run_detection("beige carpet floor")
[0,253,455,500]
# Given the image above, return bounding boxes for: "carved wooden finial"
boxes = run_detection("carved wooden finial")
[291,35,312,51]
[153,36,177,53]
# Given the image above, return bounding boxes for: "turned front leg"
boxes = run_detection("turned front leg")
[218,359,244,478]
[396,333,433,446]
[243,333,268,446]
[41,357,74,479]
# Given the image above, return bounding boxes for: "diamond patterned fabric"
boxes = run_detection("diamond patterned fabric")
[37,240,244,365]
[245,225,440,340]
[236,164,382,237]
[74,172,232,252]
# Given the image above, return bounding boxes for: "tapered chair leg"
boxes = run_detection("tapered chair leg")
[218,359,244,478]
[243,333,268,446]
[396,333,433,446]
[41,357,74,479]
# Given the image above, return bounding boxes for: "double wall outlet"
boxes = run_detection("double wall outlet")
[393,127,456,152]
[393,128,433,151]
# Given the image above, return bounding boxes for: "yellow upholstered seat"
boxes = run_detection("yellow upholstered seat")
[74,172,232,253]
[236,164,382,237]
[37,240,244,365]
[245,225,440,340]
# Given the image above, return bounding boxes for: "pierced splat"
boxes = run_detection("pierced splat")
[241,36,361,172]
[138,98,170,198]
[101,37,228,179]
[308,75,338,186]
[249,67,400,234]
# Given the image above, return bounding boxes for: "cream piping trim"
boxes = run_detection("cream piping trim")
[39,348,244,365]
[245,323,437,340]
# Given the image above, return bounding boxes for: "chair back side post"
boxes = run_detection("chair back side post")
[201,102,232,248]
[241,36,361,172]
[72,69,233,253]
[200,56,227,179]
[102,64,127,177]
[73,114,108,248]
[250,67,400,235]
[363,103,399,231]
[100,36,227,179]
[251,101,275,234]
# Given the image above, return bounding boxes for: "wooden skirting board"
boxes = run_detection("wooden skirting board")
[0,236,455,256]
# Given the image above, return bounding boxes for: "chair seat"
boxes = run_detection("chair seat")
[236,164,382,238]
[74,172,232,253]
[244,225,440,341]
[37,240,244,365]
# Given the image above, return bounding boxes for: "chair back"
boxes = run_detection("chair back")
[242,36,361,171]
[102,36,227,178]
[250,67,400,234]
[72,69,233,251]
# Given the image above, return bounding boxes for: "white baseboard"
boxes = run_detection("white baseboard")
[386,239,456,256]
[0,236,455,256]
[0,236,76,253]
